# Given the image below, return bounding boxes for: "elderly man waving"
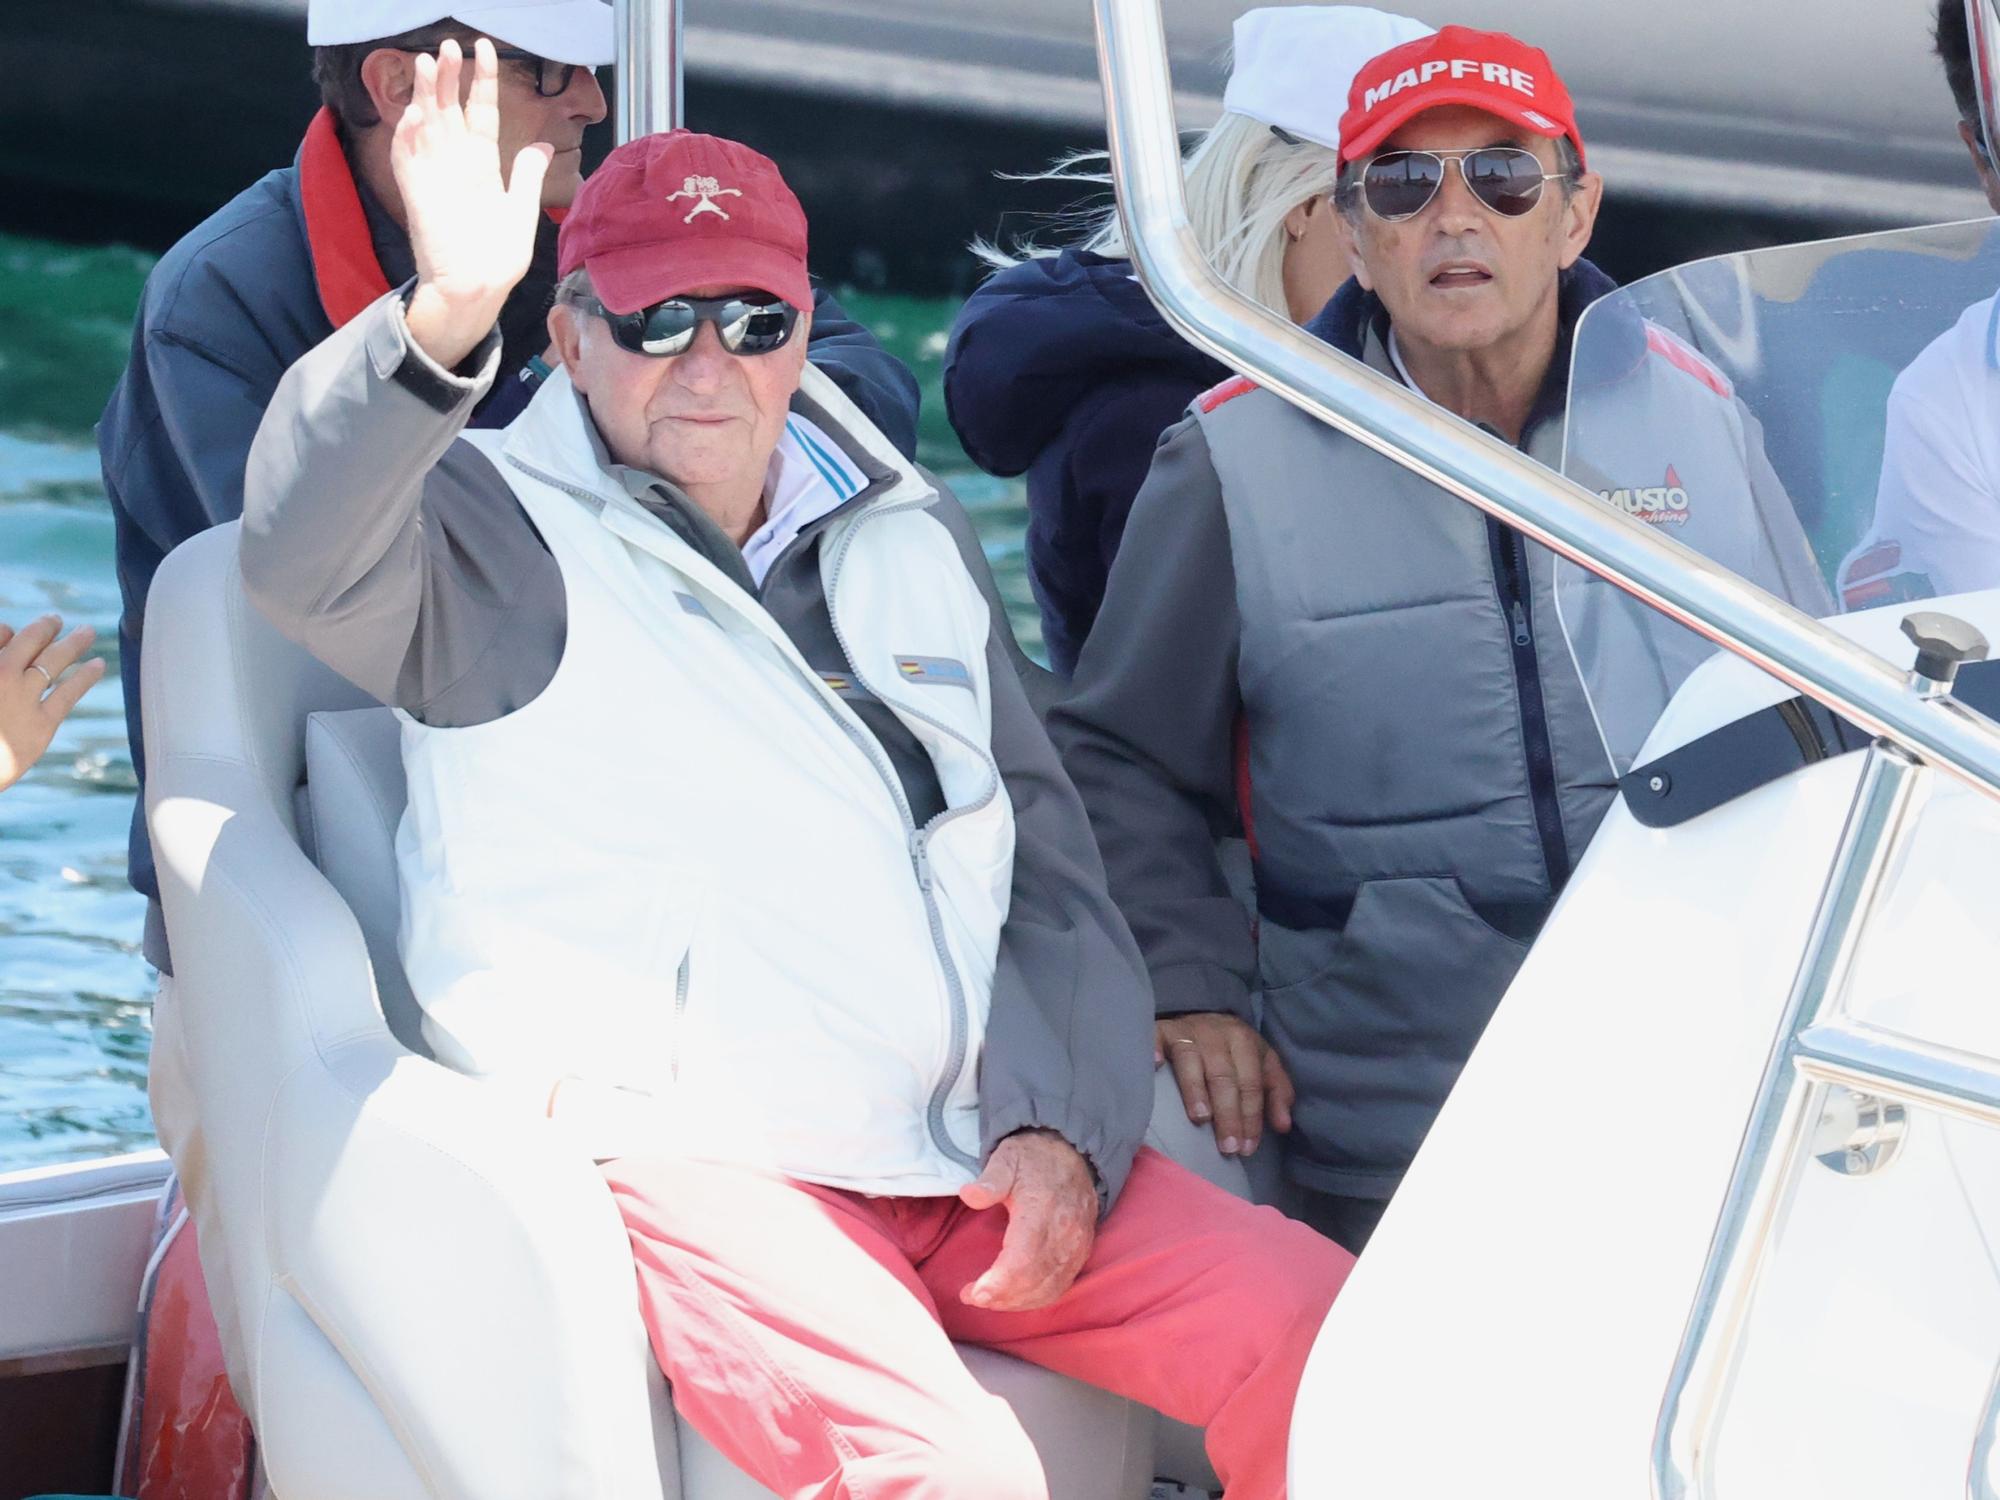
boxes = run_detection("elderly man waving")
[240,40,1348,1500]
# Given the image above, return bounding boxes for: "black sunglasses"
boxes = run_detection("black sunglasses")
[389,45,592,98]
[568,292,804,358]
[1346,147,1569,223]
[491,48,594,98]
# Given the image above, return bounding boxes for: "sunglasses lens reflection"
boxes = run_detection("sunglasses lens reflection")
[611,299,802,358]
[1361,148,1550,221]
[1362,153,1445,220]
[1464,149,1548,216]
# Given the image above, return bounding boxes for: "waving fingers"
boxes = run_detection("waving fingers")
[465,37,501,147]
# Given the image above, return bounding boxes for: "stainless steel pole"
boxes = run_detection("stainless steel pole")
[1090,0,2000,812]
[1647,743,1928,1498]
[615,0,683,142]
[1970,1346,2000,1499]
[1796,1021,2000,1131]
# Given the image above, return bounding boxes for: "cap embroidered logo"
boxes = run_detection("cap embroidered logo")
[1339,27,1585,166]
[559,131,813,310]
[666,175,743,223]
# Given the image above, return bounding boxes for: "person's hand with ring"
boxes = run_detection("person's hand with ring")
[1,614,105,794]
[1156,1012,1296,1158]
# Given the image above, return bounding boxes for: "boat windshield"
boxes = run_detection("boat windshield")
[1557,217,2000,773]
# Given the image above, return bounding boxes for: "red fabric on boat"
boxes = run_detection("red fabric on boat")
[127,1212,253,1500]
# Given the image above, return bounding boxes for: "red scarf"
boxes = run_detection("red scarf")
[299,107,570,330]
[298,107,390,329]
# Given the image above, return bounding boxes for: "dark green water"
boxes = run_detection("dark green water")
[0,233,1031,1172]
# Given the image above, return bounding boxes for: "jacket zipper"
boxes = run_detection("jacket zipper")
[821,499,996,1172]
[1487,519,1570,893]
[741,477,993,1170]
[671,951,691,1082]
[508,453,991,1170]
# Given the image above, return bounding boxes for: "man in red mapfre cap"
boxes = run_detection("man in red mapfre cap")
[236,41,1353,1499]
[1057,26,1633,1252]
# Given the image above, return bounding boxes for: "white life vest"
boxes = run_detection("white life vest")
[395,364,1015,1194]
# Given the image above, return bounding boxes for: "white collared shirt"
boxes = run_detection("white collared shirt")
[742,414,870,586]
[1842,290,2000,605]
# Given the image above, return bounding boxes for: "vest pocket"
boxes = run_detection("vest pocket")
[1256,876,1533,1186]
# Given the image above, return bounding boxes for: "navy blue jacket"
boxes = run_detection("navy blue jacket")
[944,250,1228,676]
[98,111,922,969]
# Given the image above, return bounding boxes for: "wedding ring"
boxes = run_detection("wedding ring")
[27,663,53,693]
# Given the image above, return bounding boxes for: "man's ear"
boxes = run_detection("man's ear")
[548,304,587,385]
[359,46,420,126]
[1556,170,1603,272]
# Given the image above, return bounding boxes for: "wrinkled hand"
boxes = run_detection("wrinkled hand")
[392,38,554,370]
[0,616,104,793]
[958,1129,1097,1312]
[1156,1012,1294,1157]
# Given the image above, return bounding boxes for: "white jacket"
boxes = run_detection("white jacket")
[396,363,1017,1193]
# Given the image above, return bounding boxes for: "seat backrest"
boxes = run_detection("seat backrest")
[145,522,676,1500]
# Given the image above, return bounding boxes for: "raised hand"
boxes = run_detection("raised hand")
[0,616,105,794]
[393,38,554,371]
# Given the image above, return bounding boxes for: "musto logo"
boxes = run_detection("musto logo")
[1599,465,1691,525]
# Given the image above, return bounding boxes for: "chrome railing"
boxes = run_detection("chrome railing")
[1086,0,2000,1496]
[616,0,684,141]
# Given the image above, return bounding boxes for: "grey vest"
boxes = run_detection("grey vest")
[1197,380,1615,1197]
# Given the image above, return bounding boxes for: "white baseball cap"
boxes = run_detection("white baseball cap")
[307,0,615,67]
[1221,6,1435,152]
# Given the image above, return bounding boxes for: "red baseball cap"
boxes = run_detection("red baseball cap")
[1338,26,1585,167]
[557,131,812,314]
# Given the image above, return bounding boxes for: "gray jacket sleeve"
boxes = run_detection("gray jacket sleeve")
[240,289,559,717]
[976,601,1156,1212]
[1047,415,1259,1025]
[920,475,1150,1205]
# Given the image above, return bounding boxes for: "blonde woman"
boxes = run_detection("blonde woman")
[0,615,103,793]
[944,6,1430,675]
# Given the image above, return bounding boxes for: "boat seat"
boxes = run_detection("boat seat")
[141,522,1157,1500]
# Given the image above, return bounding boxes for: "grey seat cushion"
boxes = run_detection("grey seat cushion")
[304,707,425,1056]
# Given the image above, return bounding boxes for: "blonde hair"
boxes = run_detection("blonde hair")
[975,111,1344,315]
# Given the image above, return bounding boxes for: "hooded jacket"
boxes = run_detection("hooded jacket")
[1052,259,1821,1200]
[97,109,922,971]
[944,250,1229,675]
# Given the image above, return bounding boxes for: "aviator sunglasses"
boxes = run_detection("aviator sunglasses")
[1345,147,1570,223]
[567,292,804,357]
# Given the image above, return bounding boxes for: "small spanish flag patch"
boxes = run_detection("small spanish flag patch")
[895,655,973,689]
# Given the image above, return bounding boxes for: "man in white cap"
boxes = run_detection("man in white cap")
[100,0,922,981]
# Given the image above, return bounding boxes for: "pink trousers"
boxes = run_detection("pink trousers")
[603,1146,1354,1500]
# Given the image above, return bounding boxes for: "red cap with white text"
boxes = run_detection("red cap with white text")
[557,130,812,314]
[1338,26,1585,167]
